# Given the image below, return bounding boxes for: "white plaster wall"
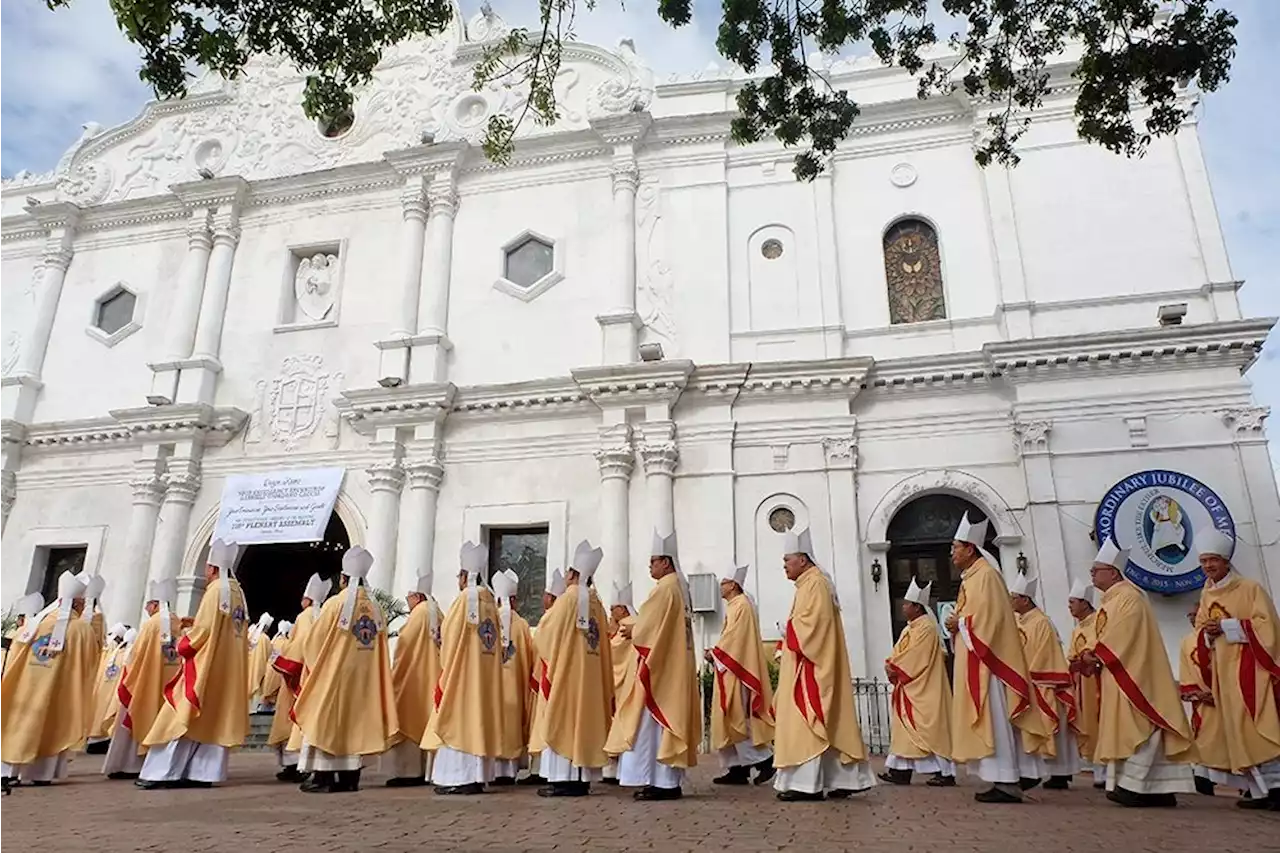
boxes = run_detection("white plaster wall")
[1,250,41,375]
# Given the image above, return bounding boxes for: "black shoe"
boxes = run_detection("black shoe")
[85,740,110,755]
[633,785,682,801]
[1150,793,1178,808]
[1235,789,1280,810]
[1018,777,1043,791]
[434,782,484,795]
[753,756,776,785]
[386,776,428,788]
[1194,776,1216,796]
[276,766,306,783]
[301,771,336,793]
[826,787,871,799]
[713,766,751,785]
[29,781,51,788]
[1,777,11,796]
[330,769,360,792]
[106,771,140,780]
[134,779,174,790]
[516,774,546,786]
[174,779,212,789]
[878,768,912,785]
[975,786,1021,803]
[1043,775,1071,790]
[600,776,619,785]
[490,776,516,786]
[926,774,956,787]
[776,789,824,802]
[1106,786,1144,807]
[538,782,590,797]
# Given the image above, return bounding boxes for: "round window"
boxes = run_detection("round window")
[318,108,355,139]
[761,238,784,260]
[768,507,796,532]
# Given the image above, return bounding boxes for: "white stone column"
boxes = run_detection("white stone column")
[395,179,429,337]
[1219,407,1280,589]
[638,421,678,538]
[1014,419,1072,634]
[366,459,405,593]
[599,157,642,364]
[146,449,202,593]
[149,210,213,405]
[823,433,870,674]
[190,207,241,361]
[1,423,23,533]
[594,424,635,594]
[113,450,167,625]
[409,178,459,383]
[396,457,444,596]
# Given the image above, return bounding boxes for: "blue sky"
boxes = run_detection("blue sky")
[1,0,1276,463]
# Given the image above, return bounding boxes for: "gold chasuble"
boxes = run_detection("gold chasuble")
[89,643,127,739]
[1093,581,1195,764]
[530,582,615,767]
[775,566,865,768]
[1068,612,1102,762]
[142,578,250,749]
[711,593,775,753]
[1178,629,1229,768]
[293,588,398,757]
[497,611,535,761]
[1,610,98,765]
[605,573,700,768]
[1193,574,1280,773]
[1018,607,1077,756]
[259,634,286,706]
[118,612,182,753]
[886,613,953,761]
[421,586,504,757]
[610,615,637,715]
[274,605,318,752]
[951,558,1049,762]
[246,628,272,701]
[390,598,443,750]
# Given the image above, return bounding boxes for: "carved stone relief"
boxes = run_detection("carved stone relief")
[244,355,339,451]
[293,252,340,322]
[636,180,678,351]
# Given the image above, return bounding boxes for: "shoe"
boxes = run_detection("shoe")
[926,774,956,787]
[538,782,589,797]
[434,782,484,795]
[877,768,912,785]
[1150,793,1178,808]
[600,777,619,785]
[1194,776,1216,796]
[107,772,140,781]
[776,790,824,802]
[174,779,212,789]
[301,771,336,794]
[331,769,360,792]
[713,766,751,785]
[516,774,547,786]
[753,756,777,786]
[1018,777,1043,791]
[386,777,428,788]
[85,740,110,755]
[29,781,52,788]
[134,779,174,790]
[1234,790,1279,810]
[1043,776,1071,790]
[1106,787,1143,807]
[276,766,306,783]
[826,787,871,799]
[633,785,682,801]
[975,787,1021,803]
[1093,781,1106,790]
[490,776,516,786]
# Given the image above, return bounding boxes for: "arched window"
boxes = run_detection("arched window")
[883,218,946,324]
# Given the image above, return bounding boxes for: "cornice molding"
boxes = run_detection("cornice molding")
[570,360,696,410]
[20,404,247,450]
[338,382,457,436]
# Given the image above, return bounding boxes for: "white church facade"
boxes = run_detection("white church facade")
[2,7,1276,670]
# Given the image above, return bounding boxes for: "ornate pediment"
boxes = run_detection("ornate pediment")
[21,5,654,207]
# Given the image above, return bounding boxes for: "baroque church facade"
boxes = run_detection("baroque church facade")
[2,7,1276,669]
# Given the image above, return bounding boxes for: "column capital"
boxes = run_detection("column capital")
[1,469,15,521]
[404,457,445,491]
[1013,419,1052,456]
[367,459,406,493]
[822,435,858,470]
[611,159,639,195]
[129,475,166,507]
[595,424,635,481]
[637,421,678,476]
[401,178,429,222]
[426,181,460,219]
[161,468,201,505]
[1218,406,1269,442]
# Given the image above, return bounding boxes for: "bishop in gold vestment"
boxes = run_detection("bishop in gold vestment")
[492,568,535,784]
[944,513,1049,803]
[1,572,97,788]
[245,612,275,711]
[79,573,108,649]
[384,570,442,786]
[602,578,636,784]
[422,541,504,794]
[523,568,566,787]
[138,540,250,789]
[709,563,775,785]
[529,540,614,796]
[1010,574,1080,788]
[605,530,700,801]
[1191,530,1280,810]
[1085,539,1195,807]
[86,623,129,750]
[882,577,955,786]
[1178,602,1230,795]
[104,580,180,779]
[773,528,876,801]
[293,546,398,793]
[1066,580,1103,782]
[271,572,332,781]
[3,594,45,677]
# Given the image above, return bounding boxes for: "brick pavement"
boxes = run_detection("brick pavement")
[1,753,1276,852]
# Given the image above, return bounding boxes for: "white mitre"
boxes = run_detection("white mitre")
[613,580,635,616]
[338,545,374,629]
[1009,573,1038,601]
[904,576,932,606]
[460,541,488,624]
[207,538,243,613]
[1068,579,1096,606]
[721,564,749,588]
[953,512,989,547]
[1093,538,1130,570]
[781,527,814,558]
[1195,528,1235,561]
[548,568,567,598]
[571,539,605,629]
[303,573,332,606]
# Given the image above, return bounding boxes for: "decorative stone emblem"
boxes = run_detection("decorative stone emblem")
[890,163,918,188]
[266,354,334,451]
[293,252,339,321]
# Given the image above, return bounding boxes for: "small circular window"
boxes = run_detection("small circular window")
[318,108,355,139]
[761,239,784,260]
[768,507,796,532]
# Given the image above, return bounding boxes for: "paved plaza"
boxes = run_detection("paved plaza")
[1,753,1276,852]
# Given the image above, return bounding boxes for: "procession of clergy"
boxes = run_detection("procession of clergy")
[3,511,1279,811]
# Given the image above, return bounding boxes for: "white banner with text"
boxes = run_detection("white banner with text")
[214,468,345,545]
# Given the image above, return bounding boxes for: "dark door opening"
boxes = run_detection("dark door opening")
[234,513,350,625]
[486,526,549,627]
[41,546,88,604]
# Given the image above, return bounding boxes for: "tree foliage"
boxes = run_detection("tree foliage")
[49,0,1237,179]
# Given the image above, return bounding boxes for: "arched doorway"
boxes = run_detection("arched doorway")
[885,494,999,646]
[235,513,350,624]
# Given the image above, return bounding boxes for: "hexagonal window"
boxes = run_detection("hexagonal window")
[494,230,565,302]
[95,287,136,334]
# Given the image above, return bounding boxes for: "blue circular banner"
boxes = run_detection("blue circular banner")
[1093,470,1235,594]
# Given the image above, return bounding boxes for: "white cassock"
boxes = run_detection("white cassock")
[0,754,69,784]
[1105,730,1194,795]
[541,746,602,783]
[430,746,493,785]
[617,710,684,789]
[382,740,433,779]
[297,738,361,773]
[712,658,773,769]
[774,749,877,795]
[1043,693,1082,778]
[139,739,230,784]
[958,620,1046,790]
[101,708,145,777]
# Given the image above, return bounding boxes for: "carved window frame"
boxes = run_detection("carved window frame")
[275,238,347,334]
[15,525,109,599]
[882,214,950,326]
[493,229,565,303]
[462,500,568,591]
[85,282,145,348]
